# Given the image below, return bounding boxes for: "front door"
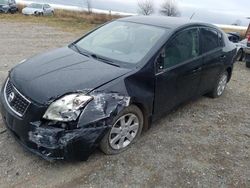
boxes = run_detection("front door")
[154,27,203,118]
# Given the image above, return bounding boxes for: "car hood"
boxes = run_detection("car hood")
[10,47,131,104]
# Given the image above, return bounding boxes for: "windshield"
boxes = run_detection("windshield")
[0,0,8,5]
[28,3,43,9]
[76,21,166,65]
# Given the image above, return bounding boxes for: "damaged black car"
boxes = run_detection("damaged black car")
[0,16,236,161]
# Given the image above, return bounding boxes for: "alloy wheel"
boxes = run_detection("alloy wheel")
[217,73,228,96]
[109,113,139,150]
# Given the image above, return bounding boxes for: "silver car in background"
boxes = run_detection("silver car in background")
[235,39,249,62]
[22,3,54,16]
[227,33,250,63]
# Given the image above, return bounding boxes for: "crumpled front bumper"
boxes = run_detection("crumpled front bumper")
[28,123,108,161]
[0,89,108,161]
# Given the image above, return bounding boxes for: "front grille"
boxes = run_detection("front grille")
[4,79,31,117]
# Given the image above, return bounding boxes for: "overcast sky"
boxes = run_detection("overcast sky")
[93,0,250,26]
[26,0,250,26]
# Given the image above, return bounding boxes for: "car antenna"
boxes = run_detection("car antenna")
[190,12,196,20]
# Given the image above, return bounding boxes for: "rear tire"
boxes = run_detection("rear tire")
[236,49,243,61]
[100,105,144,155]
[208,71,228,98]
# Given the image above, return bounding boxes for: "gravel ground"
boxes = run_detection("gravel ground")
[0,21,249,188]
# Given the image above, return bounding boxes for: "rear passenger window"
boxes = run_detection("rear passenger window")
[163,28,199,69]
[201,28,221,53]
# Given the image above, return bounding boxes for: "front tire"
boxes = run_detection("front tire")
[100,105,144,155]
[208,71,228,98]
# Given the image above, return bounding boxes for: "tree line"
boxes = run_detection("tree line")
[84,0,181,17]
[138,0,180,16]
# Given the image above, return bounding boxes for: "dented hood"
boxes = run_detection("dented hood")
[10,47,131,104]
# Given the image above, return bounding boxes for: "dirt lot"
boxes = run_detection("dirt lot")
[0,21,249,188]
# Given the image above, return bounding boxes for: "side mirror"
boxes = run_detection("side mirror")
[156,50,165,72]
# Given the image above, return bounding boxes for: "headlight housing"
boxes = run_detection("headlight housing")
[43,94,93,122]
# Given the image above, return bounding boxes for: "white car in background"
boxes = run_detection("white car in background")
[22,3,54,16]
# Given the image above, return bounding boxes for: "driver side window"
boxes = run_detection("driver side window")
[163,28,199,69]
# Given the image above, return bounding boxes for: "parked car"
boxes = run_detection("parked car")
[0,0,18,13]
[22,3,54,16]
[0,16,236,161]
[227,33,247,62]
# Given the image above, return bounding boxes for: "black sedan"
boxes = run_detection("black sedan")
[0,16,236,161]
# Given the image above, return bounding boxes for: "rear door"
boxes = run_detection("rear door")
[198,27,225,94]
[154,27,203,117]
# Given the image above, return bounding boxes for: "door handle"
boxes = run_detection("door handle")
[192,67,202,73]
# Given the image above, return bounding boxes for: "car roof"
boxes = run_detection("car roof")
[118,16,218,31]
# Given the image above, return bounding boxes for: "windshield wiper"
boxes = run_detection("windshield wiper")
[70,44,120,67]
[70,43,90,57]
[91,54,120,67]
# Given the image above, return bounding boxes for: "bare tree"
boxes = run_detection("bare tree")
[160,0,181,17]
[137,0,154,16]
[85,0,92,14]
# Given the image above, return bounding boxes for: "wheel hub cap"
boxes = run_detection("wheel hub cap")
[109,113,139,150]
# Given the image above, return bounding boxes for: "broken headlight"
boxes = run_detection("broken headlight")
[43,94,93,122]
